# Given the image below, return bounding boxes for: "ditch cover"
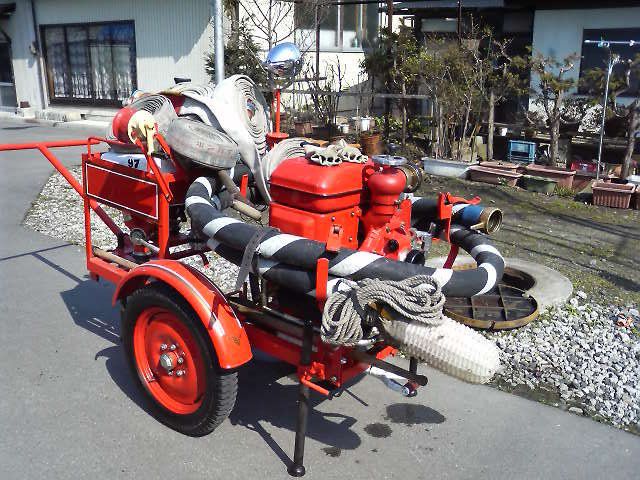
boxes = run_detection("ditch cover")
[445,283,538,330]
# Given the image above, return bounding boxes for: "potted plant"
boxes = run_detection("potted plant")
[592,181,636,208]
[305,58,347,141]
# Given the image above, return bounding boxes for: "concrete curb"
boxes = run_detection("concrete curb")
[0,113,109,133]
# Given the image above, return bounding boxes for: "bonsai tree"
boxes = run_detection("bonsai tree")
[484,39,528,161]
[303,57,347,134]
[360,25,423,146]
[581,54,640,178]
[525,51,581,165]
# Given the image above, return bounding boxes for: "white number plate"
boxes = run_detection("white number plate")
[100,151,175,173]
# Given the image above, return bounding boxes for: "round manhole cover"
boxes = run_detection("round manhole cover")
[445,284,538,330]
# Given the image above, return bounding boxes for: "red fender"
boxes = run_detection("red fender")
[113,260,252,369]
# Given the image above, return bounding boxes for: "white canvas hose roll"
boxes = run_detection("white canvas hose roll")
[260,137,307,181]
[171,75,272,202]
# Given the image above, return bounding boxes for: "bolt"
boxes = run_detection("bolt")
[340,357,348,365]
[350,212,355,217]
[331,216,336,221]
[177,357,184,364]
[160,343,167,351]
[348,236,353,242]
[176,370,185,377]
[330,376,338,383]
[170,344,177,351]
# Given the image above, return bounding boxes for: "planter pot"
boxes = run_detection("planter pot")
[360,132,382,156]
[480,161,520,172]
[573,171,597,192]
[522,175,557,195]
[294,121,313,136]
[591,181,635,209]
[468,165,522,187]
[524,164,576,189]
[422,157,473,179]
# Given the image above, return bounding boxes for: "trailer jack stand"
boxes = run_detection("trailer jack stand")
[288,320,314,477]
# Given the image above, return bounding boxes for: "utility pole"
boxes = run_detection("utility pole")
[212,0,225,84]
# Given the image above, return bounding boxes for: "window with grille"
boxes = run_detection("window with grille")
[41,21,137,104]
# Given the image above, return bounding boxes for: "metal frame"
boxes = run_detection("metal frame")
[0,136,434,477]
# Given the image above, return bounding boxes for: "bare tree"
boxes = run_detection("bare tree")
[232,0,326,51]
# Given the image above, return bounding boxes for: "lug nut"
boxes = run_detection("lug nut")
[176,370,185,377]
[160,343,167,351]
[170,344,177,351]
[177,357,184,364]
[168,371,173,376]
[340,357,348,365]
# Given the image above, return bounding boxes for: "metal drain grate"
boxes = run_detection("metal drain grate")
[445,284,538,330]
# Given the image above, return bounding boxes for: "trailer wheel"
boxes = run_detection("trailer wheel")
[122,283,237,436]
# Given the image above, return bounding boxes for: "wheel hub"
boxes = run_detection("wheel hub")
[159,352,178,372]
[132,307,205,414]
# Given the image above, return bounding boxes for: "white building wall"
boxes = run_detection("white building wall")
[34,0,214,93]
[531,7,640,89]
[2,0,43,109]
[6,0,216,111]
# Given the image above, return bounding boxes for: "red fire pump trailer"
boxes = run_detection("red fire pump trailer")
[0,130,502,476]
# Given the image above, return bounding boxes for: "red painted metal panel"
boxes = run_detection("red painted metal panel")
[85,163,158,219]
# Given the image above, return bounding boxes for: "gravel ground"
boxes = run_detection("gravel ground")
[24,167,239,292]
[24,167,640,433]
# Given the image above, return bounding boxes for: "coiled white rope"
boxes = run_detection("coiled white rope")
[321,275,445,346]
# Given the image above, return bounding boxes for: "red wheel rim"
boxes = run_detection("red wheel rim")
[132,307,207,414]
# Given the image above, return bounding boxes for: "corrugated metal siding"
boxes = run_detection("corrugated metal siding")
[35,0,213,92]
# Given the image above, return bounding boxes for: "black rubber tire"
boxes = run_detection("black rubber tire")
[121,282,238,437]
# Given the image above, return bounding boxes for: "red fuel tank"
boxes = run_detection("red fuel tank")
[269,157,371,249]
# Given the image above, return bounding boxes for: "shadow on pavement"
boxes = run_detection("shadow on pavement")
[229,358,363,467]
[30,253,365,468]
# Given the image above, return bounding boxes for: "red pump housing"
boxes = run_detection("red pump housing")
[268,156,414,259]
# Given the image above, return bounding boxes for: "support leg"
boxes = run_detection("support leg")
[288,380,310,477]
[288,321,314,477]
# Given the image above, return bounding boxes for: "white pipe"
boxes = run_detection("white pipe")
[212,0,224,84]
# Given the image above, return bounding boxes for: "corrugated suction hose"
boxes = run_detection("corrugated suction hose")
[321,275,500,384]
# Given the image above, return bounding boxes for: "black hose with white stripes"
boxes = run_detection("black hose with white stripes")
[185,177,505,297]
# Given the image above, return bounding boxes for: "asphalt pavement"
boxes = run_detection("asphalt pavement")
[1,118,638,480]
